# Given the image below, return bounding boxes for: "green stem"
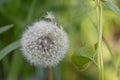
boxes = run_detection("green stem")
[95,0,104,80]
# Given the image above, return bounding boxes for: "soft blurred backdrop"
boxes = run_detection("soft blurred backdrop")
[0,0,120,80]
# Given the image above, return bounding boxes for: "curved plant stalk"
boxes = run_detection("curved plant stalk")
[95,0,104,80]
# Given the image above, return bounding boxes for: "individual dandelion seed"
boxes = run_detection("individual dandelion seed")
[21,12,69,67]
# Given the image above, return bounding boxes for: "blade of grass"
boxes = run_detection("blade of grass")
[7,50,24,80]
[25,0,37,25]
[1,57,10,74]
[0,24,14,34]
[53,65,62,80]
[103,0,120,17]
[0,40,20,60]
[7,0,37,80]
[35,67,48,80]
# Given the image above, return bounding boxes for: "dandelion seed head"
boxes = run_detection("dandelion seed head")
[21,13,69,67]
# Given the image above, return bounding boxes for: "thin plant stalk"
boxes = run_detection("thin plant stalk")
[95,0,104,80]
[48,66,53,80]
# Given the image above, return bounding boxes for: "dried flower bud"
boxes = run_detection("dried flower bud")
[21,13,69,67]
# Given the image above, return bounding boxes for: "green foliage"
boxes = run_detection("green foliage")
[7,50,24,80]
[72,53,91,70]
[103,0,120,18]
[72,43,97,70]
[0,40,20,60]
[0,24,13,34]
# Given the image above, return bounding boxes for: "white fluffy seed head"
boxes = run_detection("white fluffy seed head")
[21,13,69,67]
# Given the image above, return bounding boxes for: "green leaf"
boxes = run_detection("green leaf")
[103,0,120,17]
[72,54,91,70]
[0,24,14,34]
[0,40,20,60]
[72,43,97,70]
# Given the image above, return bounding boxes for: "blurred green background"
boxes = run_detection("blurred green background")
[0,0,120,80]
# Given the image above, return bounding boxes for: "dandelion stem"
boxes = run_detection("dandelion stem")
[95,0,104,80]
[48,66,53,80]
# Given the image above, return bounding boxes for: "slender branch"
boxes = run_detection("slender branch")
[48,66,53,80]
[95,0,104,80]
